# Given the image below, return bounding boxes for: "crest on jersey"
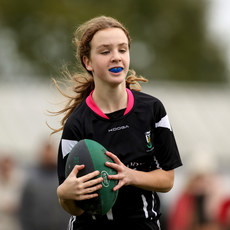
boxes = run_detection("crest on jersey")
[145,131,152,149]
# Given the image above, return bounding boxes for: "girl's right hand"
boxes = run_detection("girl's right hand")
[57,165,103,201]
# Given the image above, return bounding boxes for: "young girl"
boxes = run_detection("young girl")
[53,16,182,230]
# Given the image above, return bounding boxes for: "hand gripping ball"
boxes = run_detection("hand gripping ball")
[65,139,118,215]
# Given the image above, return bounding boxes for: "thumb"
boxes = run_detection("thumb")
[71,164,85,176]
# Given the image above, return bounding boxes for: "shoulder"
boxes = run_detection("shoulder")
[66,100,89,124]
[62,100,90,139]
[132,90,160,102]
[131,90,168,123]
[132,90,164,109]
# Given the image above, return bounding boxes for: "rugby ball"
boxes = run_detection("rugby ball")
[65,139,118,215]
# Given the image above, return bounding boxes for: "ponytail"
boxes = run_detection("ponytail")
[48,70,94,134]
[126,69,148,91]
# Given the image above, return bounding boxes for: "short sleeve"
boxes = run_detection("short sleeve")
[153,100,182,170]
[57,119,82,185]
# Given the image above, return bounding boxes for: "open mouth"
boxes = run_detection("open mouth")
[109,67,123,73]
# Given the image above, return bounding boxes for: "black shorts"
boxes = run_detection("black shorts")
[69,216,161,230]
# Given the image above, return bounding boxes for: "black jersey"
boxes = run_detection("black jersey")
[57,89,182,226]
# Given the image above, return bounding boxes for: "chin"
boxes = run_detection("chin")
[111,75,126,83]
[109,79,126,88]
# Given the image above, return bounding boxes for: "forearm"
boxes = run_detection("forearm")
[129,169,174,193]
[57,183,84,216]
[106,151,175,192]
[58,198,84,216]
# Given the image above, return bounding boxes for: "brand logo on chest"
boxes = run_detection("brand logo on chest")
[108,125,129,132]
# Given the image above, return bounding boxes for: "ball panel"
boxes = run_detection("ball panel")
[85,139,118,215]
[65,140,95,178]
[65,139,118,215]
[65,140,103,214]
[76,197,101,215]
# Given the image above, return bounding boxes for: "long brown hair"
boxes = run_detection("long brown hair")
[49,16,147,134]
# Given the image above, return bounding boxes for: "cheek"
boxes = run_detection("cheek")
[125,55,130,68]
[95,58,108,70]
[91,61,106,76]
[125,52,130,63]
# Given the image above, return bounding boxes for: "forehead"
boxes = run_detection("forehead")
[90,28,129,48]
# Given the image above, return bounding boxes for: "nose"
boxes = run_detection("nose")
[111,50,121,62]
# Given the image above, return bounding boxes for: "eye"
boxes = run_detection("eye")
[119,48,127,54]
[101,50,110,55]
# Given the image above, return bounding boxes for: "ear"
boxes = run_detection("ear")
[83,56,93,72]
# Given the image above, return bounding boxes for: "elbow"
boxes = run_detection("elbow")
[158,172,175,193]
[161,169,175,193]
[161,181,174,193]
[59,198,84,216]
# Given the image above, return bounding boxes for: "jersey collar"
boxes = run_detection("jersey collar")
[86,88,134,119]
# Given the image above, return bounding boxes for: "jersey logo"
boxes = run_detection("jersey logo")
[108,125,129,132]
[145,131,152,149]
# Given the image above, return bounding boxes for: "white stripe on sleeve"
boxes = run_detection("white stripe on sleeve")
[155,115,172,131]
[61,139,78,158]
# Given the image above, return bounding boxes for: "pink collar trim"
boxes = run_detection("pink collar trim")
[86,88,134,119]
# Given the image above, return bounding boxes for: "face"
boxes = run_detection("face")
[83,28,130,88]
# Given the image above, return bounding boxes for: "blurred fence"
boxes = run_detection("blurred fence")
[0,79,230,166]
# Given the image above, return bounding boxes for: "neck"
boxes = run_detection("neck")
[92,84,128,114]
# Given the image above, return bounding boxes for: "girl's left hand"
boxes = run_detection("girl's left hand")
[105,151,133,191]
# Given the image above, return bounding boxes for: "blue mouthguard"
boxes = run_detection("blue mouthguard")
[109,67,123,73]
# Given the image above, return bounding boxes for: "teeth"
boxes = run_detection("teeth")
[109,67,123,73]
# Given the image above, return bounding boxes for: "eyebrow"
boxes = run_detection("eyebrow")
[96,43,129,50]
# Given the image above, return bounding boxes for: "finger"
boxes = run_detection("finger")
[83,183,103,195]
[83,176,103,189]
[113,185,120,192]
[106,151,120,164]
[69,165,85,177]
[76,183,103,201]
[107,174,119,180]
[105,161,119,171]
[77,192,99,201]
[112,182,123,192]
[80,170,100,183]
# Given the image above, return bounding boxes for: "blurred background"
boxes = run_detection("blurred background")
[0,0,230,229]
